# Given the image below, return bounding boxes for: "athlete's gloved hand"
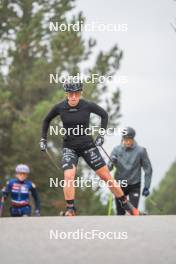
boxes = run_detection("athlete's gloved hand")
[35,209,40,216]
[142,187,150,197]
[95,134,104,146]
[40,138,47,152]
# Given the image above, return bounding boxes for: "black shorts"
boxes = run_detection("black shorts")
[61,144,106,171]
[115,182,141,215]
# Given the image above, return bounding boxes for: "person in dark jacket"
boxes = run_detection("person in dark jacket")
[108,127,152,215]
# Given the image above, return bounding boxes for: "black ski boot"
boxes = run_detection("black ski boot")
[60,206,76,217]
[118,196,139,216]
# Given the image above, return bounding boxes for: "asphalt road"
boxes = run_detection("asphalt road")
[0,216,176,264]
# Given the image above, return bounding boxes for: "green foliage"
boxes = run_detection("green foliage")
[146,161,176,214]
[0,0,122,215]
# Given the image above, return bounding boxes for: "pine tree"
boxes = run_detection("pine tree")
[146,161,176,214]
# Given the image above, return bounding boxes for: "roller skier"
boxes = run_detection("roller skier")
[40,82,139,216]
[108,127,153,215]
[1,164,40,217]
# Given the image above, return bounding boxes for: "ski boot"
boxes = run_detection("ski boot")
[119,196,139,216]
[60,206,76,217]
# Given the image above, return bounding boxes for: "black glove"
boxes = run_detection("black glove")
[142,187,150,197]
[40,138,47,152]
[95,134,104,146]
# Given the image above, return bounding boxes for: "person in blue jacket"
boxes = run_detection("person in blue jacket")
[1,164,40,217]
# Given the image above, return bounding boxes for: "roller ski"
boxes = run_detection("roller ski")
[60,206,76,217]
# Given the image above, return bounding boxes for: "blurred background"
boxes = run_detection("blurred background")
[0,0,175,215]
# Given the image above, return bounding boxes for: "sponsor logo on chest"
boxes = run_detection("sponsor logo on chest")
[12,183,29,193]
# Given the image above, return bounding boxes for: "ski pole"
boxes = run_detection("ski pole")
[46,149,61,171]
[108,193,113,216]
[98,146,117,215]
[100,145,115,165]
[107,167,117,216]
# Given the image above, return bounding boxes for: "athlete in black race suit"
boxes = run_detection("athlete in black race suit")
[40,82,139,216]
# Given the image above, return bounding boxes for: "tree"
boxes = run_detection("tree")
[146,161,176,214]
